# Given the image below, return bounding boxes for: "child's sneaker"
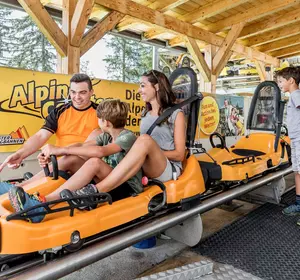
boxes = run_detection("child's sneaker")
[282,203,300,216]
[73,184,98,196]
[60,184,98,210]
[8,186,46,223]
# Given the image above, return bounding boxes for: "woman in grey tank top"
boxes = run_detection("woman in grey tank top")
[95,70,186,192]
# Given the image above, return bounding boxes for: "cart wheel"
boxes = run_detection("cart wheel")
[64,230,85,253]
[64,238,85,253]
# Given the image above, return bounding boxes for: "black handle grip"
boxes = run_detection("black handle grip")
[43,154,58,180]
[147,179,167,212]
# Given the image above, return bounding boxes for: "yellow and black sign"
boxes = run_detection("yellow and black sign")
[0,67,144,152]
[199,96,220,135]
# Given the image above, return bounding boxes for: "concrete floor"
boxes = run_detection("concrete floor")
[61,200,259,280]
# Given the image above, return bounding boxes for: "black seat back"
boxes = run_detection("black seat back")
[169,67,202,149]
[246,81,281,132]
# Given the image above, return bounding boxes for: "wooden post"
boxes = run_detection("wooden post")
[186,37,211,82]
[202,45,217,94]
[60,0,80,74]
[254,60,267,81]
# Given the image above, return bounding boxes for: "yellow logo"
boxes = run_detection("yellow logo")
[0,126,29,146]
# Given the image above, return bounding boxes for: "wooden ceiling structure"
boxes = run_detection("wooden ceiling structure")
[5,0,300,93]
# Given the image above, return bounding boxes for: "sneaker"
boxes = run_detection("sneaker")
[8,186,46,223]
[60,184,98,210]
[60,189,85,209]
[297,219,300,226]
[282,203,300,216]
[73,184,98,196]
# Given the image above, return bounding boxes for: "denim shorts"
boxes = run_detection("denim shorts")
[0,182,14,195]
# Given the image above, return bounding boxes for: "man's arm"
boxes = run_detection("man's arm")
[0,129,52,172]
[66,144,122,158]
[41,142,122,159]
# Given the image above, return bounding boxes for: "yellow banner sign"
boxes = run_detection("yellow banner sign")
[0,67,144,152]
[199,96,220,135]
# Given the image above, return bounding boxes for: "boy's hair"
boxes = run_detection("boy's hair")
[275,66,300,85]
[70,73,93,91]
[97,99,129,128]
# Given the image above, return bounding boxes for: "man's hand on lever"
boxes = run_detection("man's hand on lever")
[41,144,66,159]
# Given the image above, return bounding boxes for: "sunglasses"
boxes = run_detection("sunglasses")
[151,70,159,82]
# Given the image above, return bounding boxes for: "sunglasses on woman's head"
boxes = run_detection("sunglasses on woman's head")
[150,70,159,82]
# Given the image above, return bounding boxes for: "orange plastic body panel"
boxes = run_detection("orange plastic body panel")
[166,155,205,203]
[197,133,290,182]
[0,155,205,254]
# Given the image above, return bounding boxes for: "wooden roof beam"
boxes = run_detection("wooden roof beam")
[71,0,94,47]
[186,37,211,81]
[178,0,247,24]
[258,34,300,53]
[277,51,300,59]
[95,0,279,66]
[168,35,185,46]
[169,35,206,48]
[269,45,300,58]
[133,0,152,5]
[17,0,68,56]
[239,7,300,39]
[143,28,171,40]
[212,22,245,76]
[90,5,110,19]
[149,0,190,13]
[80,11,125,56]
[254,60,267,81]
[207,0,298,33]
[116,17,140,32]
[241,24,300,47]
[116,16,152,31]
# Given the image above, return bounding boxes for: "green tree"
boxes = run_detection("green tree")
[0,5,13,66]
[80,59,94,77]
[103,36,152,83]
[8,15,56,72]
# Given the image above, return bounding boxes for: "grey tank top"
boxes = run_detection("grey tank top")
[140,109,183,171]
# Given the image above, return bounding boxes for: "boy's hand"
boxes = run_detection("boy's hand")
[41,144,65,158]
[0,152,23,172]
[37,153,50,168]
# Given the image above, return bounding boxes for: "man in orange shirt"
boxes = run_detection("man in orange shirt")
[0,73,100,184]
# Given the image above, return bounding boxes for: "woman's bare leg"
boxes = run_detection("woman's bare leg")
[95,135,167,193]
[46,158,112,201]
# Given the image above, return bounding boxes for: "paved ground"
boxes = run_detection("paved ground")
[61,199,259,280]
[61,239,187,280]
